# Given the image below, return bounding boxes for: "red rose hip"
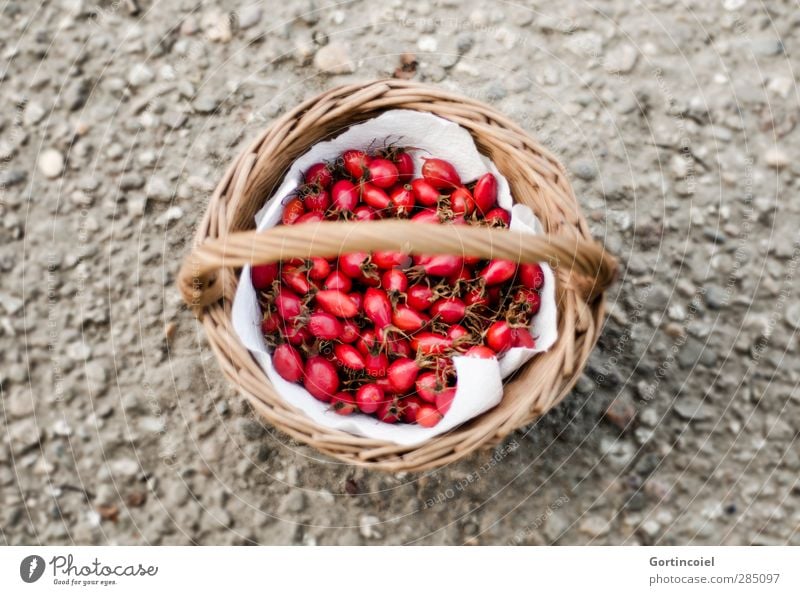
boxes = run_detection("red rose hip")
[303,356,339,401]
[273,344,304,383]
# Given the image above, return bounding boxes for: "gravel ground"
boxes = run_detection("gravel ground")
[2,0,799,546]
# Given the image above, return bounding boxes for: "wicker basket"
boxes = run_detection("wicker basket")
[177,79,617,472]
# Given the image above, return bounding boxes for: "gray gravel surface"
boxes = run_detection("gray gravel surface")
[1,0,799,545]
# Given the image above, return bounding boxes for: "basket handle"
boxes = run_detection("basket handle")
[178,220,617,310]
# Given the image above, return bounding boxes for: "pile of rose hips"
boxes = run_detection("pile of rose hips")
[251,147,545,428]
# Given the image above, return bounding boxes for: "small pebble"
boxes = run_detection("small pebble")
[38,149,64,178]
[193,96,219,114]
[572,160,598,181]
[237,5,262,29]
[23,101,46,126]
[764,147,788,169]
[359,515,382,539]
[203,11,233,43]
[314,42,354,74]
[128,64,155,87]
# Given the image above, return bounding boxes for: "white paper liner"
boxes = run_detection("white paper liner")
[232,110,558,446]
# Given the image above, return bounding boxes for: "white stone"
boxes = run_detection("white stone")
[110,458,139,477]
[359,515,382,539]
[237,5,262,29]
[128,63,154,87]
[145,176,172,201]
[23,101,46,126]
[38,149,64,178]
[764,147,788,169]
[157,206,184,225]
[767,76,792,99]
[139,416,166,433]
[640,519,661,538]
[313,42,354,74]
[52,419,73,437]
[203,10,232,43]
[579,515,611,537]
[604,43,638,74]
[723,0,746,9]
[417,35,438,52]
[670,153,691,178]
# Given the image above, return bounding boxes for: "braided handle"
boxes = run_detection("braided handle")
[178,220,616,310]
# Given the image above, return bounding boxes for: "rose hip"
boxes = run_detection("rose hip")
[365,351,389,378]
[515,288,542,315]
[485,207,511,227]
[295,211,324,224]
[392,304,430,331]
[331,392,357,415]
[411,332,453,355]
[394,151,415,183]
[450,187,475,216]
[304,187,330,211]
[281,266,312,294]
[387,358,420,394]
[406,284,435,311]
[465,288,489,309]
[435,386,456,416]
[261,311,280,334]
[309,311,345,340]
[415,254,464,277]
[361,183,391,211]
[273,344,304,382]
[464,345,496,359]
[421,157,461,189]
[371,250,411,270]
[342,149,370,179]
[323,270,352,292]
[340,320,360,343]
[411,179,441,207]
[331,179,359,212]
[447,324,470,342]
[338,252,371,279]
[354,383,383,414]
[382,269,408,293]
[376,400,402,424]
[308,257,331,280]
[519,263,545,290]
[446,266,473,286]
[486,320,513,354]
[511,328,536,348]
[305,162,333,188]
[303,356,339,402]
[353,205,377,221]
[251,262,278,289]
[416,405,442,427]
[282,197,305,225]
[366,158,399,188]
[401,396,425,423]
[430,297,467,324]
[356,328,378,356]
[284,323,311,346]
[479,259,517,286]
[390,185,415,216]
[411,209,441,224]
[472,173,497,215]
[364,288,392,328]
[316,289,360,318]
[334,343,366,371]
[275,287,303,321]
